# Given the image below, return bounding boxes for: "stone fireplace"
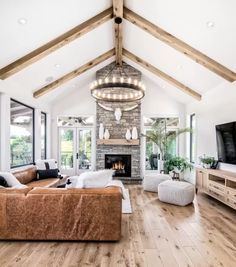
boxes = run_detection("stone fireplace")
[95,62,142,182]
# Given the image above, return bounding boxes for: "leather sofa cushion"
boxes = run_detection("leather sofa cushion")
[0,187,32,195]
[27,178,60,188]
[13,166,37,184]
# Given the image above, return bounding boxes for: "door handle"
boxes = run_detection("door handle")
[76,153,79,159]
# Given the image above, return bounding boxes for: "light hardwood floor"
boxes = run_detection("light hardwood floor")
[0,185,235,267]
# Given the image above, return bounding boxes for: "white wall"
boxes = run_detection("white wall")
[51,83,96,160]
[140,78,186,177]
[0,80,50,112]
[186,81,236,172]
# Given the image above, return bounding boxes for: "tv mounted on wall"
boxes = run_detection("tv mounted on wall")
[216,121,236,165]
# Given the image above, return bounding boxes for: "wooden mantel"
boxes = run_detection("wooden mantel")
[97,139,140,146]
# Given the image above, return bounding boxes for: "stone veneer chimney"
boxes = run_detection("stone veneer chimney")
[95,62,142,182]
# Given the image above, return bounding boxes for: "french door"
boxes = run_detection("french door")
[58,127,93,175]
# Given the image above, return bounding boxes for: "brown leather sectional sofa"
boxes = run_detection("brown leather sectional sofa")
[13,166,64,188]
[0,167,122,241]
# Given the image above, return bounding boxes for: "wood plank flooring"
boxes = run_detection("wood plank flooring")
[0,185,235,267]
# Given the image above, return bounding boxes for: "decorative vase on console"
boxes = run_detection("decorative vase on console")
[99,123,104,139]
[131,127,138,139]
[125,129,131,140]
[104,129,110,140]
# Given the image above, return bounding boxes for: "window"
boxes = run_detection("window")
[10,99,34,168]
[190,114,196,163]
[41,112,47,159]
[144,117,179,171]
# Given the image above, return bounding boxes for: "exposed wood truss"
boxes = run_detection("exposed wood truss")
[123,49,202,100]
[33,49,115,98]
[124,7,236,82]
[113,0,123,65]
[0,8,113,79]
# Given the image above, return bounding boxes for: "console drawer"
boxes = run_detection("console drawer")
[208,181,225,193]
[226,197,236,210]
[208,188,225,202]
[226,188,236,200]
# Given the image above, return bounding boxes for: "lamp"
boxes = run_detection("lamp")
[90,64,145,102]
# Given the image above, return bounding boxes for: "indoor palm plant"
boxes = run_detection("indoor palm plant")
[142,119,192,170]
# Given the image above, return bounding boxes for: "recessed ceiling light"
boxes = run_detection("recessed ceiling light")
[45,76,54,83]
[206,21,215,28]
[18,18,27,25]
[54,64,60,68]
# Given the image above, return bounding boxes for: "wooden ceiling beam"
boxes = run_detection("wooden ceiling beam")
[33,48,115,98]
[124,7,236,82]
[113,0,123,65]
[123,49,202,101]
[0,7,113,80]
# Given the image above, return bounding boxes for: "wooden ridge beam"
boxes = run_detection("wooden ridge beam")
[123,49,202,101]
[124,7,236,82]
[33,48,115,98]
[113,0,123,65]
[0,7,113,79]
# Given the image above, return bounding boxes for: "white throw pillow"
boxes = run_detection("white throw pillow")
[77,170,114,188]
[35,159,58,170]
[0,172,22,187]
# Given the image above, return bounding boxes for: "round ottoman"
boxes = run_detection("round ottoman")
[158,180,195,206]
[143,173,171,192]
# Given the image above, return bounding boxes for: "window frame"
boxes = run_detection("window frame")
[190,113,196,163]
[144,119,179,172]
[41,112,47,159]
[10,99,35,168]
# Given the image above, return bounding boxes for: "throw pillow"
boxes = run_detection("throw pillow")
[0,175,9,187]
[77,169,114,188]
[35,159,60,179]
[37,169,59,179]
[35,159,58,170]
[0,172,22,187]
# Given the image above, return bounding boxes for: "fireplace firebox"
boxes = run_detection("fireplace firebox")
[105,154,131,177]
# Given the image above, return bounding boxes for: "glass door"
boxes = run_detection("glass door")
[58,127,93,175]
[58,128,76,176]
[77,129,92,173]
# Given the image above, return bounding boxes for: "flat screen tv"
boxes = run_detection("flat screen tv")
[216,121,236,164]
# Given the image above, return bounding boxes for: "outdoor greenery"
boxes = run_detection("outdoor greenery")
[143,119,192,160]
[10,136,32,167]
[60,129,92,170]
[164,156,193,174]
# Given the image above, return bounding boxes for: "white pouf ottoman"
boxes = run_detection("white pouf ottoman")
[158,180,195,206]
[143,173,171,192]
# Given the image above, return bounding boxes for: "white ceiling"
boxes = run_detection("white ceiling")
[0,0,235,106]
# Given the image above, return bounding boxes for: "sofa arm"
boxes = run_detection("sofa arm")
[25,187,122,241]
[0,188,32,239]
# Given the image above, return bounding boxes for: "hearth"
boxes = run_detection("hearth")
[105,154,131,177]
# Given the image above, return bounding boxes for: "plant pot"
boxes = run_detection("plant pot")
[158,160,165,173]
[203,163,211,169]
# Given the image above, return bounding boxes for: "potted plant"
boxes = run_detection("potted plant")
[164,156,193,179]
[200,156,214,169]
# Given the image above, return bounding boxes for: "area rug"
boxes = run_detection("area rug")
[122,189,132,214]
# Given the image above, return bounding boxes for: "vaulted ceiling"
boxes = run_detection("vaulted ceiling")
[0,0,236,105]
